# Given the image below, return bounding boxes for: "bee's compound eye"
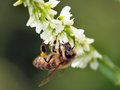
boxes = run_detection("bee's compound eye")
[41,45,46,53]
[65,50,71,59]
[53,40,56,44]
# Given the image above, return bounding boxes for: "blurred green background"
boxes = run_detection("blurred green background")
[0,0,120,90]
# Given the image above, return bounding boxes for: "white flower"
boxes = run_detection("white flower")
[36,21,49,33]
[90,59,99,70]
[74,43,84,55]
[70,26,85,39]
[71,57,88,69]
[46,0,60,8]
[40,28,57,44]
[26,10,50,34]
[69,26,94,54]
[90,50,102,59]
[50,19,64,33]
[48,9,58,17]
[82,38,94,51]
[26,16,39,27]
[59,6,74,26]
[69,26,94,55]
[57,32,69,44]
[71,50,102,70]
[26,16,42,34]
[14,0,103,71]
[13,0,23,6]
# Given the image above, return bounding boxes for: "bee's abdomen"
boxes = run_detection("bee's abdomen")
[33,56,57,70]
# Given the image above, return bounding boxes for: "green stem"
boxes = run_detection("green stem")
[98,56,120,86]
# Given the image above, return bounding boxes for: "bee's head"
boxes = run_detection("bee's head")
[40,43,47,57]
[64,43,76,59]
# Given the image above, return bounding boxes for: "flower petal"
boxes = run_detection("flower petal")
[58,32,69,44]
[59,6,74,25]
[90,59,99,70]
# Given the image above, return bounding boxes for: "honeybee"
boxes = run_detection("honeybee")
[33,40,76,87]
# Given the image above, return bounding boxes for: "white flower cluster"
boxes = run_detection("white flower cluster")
[14,0,102,70]
[71,47,102,70]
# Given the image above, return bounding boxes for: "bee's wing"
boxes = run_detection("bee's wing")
[39,69,56,87]
[39,62,62,87]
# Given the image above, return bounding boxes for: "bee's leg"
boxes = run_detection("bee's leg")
[46,54,55,63]
[43,57,48,63]
[43,54,54,64]
[39,62,63,87]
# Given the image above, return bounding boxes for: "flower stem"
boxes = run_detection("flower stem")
[98,56,120,86]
